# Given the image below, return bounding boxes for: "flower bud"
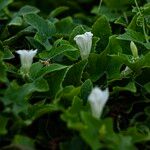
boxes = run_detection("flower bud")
[130,41,139,59]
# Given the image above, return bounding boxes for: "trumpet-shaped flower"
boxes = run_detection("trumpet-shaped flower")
[88,87,109,119]
[74,32,93,60]
[16,49,37,75]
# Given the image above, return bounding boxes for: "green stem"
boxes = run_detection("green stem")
[97,0,103,14]
[143,20,149,43]
[123,12,128,24]
[134,0,141,15]
[134,0,149,43]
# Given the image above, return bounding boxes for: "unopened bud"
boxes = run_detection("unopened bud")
[130,41,139,59]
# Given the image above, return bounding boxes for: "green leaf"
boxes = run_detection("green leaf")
[49,6,69,18]
[92,6,121,22]
[56,86,81,103]
[69,25,86,44]
[145,106,150,116]
[3,26,35,46]
[143,2,150,15]
[103,0,133,9]
[27,103,60,121]
[117,29,150,49]
[80,79,93,104]
[47,68,68,98]
[24,13,56,49]
[61,96,87,130]
[127,15,142,32]
[0,116,8,135]
[18,5,40,15]
[0,0,13,11]
[113,81,137,93]
[0,64,7,82]
[124,126,150,143]
[107,56,123,81]
[0,52,7,82]
[3,47,14,59]
[24,13,55,37]
[92,15,112,52]
[63,50,80,61]
[87,51,108,82]
[8,16,23,26]
[13,135,35,149]
[29,62,43,79]
[63,59,88,86]
[106,35,122,54]
[9,5,39,26]
[60,136,85,150]
[113,135,135,150]
[36,63,68,78]
[39,43,78,60]
[26,36,45,50]
[0,41,14,59]
[55,17,75,35]
[91,37,100,53]
[105,36,123,80]
[110,51,150,72]
[33,78,49,92]
[115,16,128,27]
[3,78,49,113]
[80,113,106,150]
[144,82,150,93]
[80,113,135,150]
[118,29,145,42]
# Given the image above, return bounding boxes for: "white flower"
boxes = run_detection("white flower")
[16,49,37,75]
[74,32,93,60]
[88,87,109,119]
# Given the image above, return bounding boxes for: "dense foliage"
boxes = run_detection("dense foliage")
[0,0,150,149]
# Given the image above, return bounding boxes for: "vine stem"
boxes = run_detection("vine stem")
[134,0,141,15]
[134,0,149,43]
[142,21,149,43]
[97,0,103,14]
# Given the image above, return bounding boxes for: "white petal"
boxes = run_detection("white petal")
[88,87,109,119]
[16,49,37,75]
[74,32,93,60]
